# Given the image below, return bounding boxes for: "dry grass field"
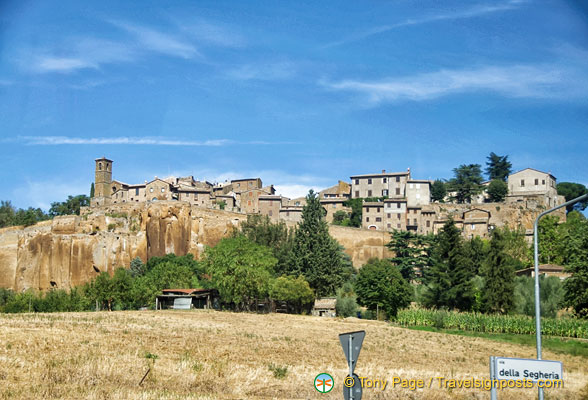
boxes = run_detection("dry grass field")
[0,310,586,400]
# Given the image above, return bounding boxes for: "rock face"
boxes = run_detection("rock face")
[0,201,392,292]
[0,200,562,292]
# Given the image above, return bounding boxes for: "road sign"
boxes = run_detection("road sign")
[339,331,365,372]
[343,373,362,400]
[493,357,563,382]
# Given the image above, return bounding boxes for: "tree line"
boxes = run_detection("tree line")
[0,195,90,228]
[1,190,587,321]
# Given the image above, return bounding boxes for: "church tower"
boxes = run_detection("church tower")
[93,157,113,206]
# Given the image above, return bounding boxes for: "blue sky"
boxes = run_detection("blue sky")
[1,0,587,210]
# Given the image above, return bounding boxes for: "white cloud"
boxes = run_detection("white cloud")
[12,180,90,211]
[179,19,246,48]
[13,136,298,146]
[110,20,200,59]
[324,64,586,104]
[273,184,324,199]
[323,0,526,48]
[35,57,97,73]
[226,62,297,81]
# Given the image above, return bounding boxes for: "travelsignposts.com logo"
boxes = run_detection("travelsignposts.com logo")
[314,373,334,393]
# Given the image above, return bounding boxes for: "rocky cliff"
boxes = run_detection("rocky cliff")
[0,202,388,292]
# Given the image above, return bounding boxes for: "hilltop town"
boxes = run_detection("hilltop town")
[91,157,566,240]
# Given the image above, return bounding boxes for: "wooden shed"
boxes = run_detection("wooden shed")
[155,289,220,310]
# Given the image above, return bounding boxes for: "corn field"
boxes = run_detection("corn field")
[396,308,588,339]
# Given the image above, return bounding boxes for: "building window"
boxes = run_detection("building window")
[426,220,430,227]
[535,178,539,185]
[368,178,372,184]
[397,223,401,228]
[397,214,401,219]
[382,189,388,196]
[98,163,102,170]
[413,219,417,225]
[366,207,369,213]
[471,224,475,230]
[161,188,165,193]
[150,187,154,193]
[396,188,400,195]
[387,213,391,218]
[376,217,382,222]
[397,203,401,209]
[366,217,370,222]
[295,201,300,206]
[355,179,359,185]
[355,191,359,198]
[520,179,525,187]
[542,179,545,185]
[377,207,382,212]
[135,188,139,195]
[383,178,387,183]
[396,176,400,182]
[367,190,372,197]
[387,223,391,228]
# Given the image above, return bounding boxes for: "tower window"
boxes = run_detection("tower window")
[98,163,102,170]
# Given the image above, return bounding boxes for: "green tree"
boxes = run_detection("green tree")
[422,219,475,311]
[269,275,314,313]
[537,215,564,265]
[335,282,359,318]
[202,235,276,310]
[90,183,95,198]
[486,179,508,203]
[430,180,447,203]
[448,164,484,204]
[485,152,512,181]
[343,198,363,227]
[514,276,564,318]
[387,230,434,282]
[0,201,15,228]
[463,236,489,275]
[561,214,588,317]
[354,258,412,318]
[481,229,516,314]
[291,190,353,296]
[129,257,146,278]
[332,210,348,225]
[556,182,588,212]
[240,215,295,277]
[49,195,90,217]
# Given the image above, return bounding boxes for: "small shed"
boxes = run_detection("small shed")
[515,264,570,280]
[312,298,337,317]
[155,289,220,310]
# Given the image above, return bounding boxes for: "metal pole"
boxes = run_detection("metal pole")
[533,193,588,400]
[348,335,354,400]
[489,356,497,400]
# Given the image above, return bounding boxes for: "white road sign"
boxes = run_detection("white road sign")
[493,357,563,382]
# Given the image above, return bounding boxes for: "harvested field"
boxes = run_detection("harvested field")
[0,310,586,399]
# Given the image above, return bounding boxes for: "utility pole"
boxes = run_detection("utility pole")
[533,193,588,400]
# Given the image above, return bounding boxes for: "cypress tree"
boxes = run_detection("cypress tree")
[291,190,352,296]
[423,219,475,311]
[481,229,516,314]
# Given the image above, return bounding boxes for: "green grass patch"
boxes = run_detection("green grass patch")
[401,325,588,358]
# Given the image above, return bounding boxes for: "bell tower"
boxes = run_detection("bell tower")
[93,157,113,205]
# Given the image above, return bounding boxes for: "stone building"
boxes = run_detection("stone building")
[351,169,411,199]
[507,168,562,208]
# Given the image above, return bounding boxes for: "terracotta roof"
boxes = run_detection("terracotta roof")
[351,171,409,178]
[313,298,337,309]
[162,289,209,295]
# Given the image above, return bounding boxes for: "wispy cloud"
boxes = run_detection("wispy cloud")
[12,136,297,146]
[225,62,297,81]
[178,19,246,48]
[323,0,525,48]
[110,20,200,59]
[324,63,586,104]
